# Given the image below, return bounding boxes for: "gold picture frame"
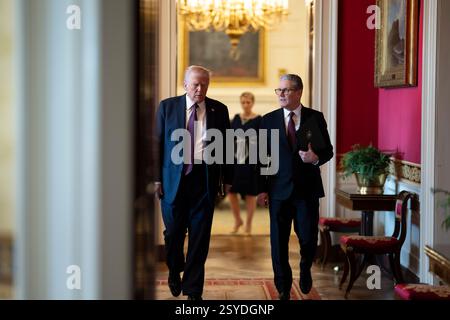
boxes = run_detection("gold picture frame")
[375,0,419,88]
[178,27,266,86]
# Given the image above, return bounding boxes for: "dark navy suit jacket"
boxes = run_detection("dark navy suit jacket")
[155,94,233,205]
[258,106,334,200]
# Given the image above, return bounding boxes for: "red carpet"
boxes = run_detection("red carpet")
[156,278,321,300]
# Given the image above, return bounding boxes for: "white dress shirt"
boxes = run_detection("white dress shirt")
[283,104,302,133]
[186,95,207,162]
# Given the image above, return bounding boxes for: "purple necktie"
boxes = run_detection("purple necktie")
[184,103,198,175]
[287,112,297,150]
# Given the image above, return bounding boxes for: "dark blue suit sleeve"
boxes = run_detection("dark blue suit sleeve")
[257,116,269,194]
[315,112,334,166]
[154,101,165,182]
[223,106,234,185]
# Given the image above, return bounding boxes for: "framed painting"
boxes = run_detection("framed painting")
[179,28,265,86]
[375,0,419,88]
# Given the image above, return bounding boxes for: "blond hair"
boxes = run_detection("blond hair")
[240,91,255,102]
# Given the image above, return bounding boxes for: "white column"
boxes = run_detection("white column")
[420,0,438,284]
[15,0,133,299]
[313,0,338,217]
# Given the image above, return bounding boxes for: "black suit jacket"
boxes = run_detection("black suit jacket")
[154,94,233,205]
[258,106,334,200]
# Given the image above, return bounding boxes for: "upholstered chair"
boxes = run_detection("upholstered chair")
[318,217,361,269]
[339,190,417,298]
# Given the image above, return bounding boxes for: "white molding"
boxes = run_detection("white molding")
[314,0,338,217]
[155,0,178,247]
[159,0,177,100]
[326,0,338,219]
[420,0,438,284]
[312,0,322,110]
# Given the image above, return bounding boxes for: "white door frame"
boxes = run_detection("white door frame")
[313,0,338,218]
[420,0,438,283]
[161,0,339,218]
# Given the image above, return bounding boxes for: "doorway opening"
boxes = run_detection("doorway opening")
[175,0,314,237]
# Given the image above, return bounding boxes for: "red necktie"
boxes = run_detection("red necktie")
[287,112,297,150]
[183,103,198,175]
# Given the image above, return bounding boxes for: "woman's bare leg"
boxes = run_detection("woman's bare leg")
[244,195,257,235]
[228,193,243,233]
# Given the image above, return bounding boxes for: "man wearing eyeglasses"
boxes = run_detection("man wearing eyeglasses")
[257,74,334,300]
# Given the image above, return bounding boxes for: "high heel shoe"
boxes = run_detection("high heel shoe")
[230,219,243,234]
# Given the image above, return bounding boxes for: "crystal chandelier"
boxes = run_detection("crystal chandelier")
[178,0,289,56]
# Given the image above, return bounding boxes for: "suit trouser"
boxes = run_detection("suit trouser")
[160,164,214,296]
[269,193,319,293]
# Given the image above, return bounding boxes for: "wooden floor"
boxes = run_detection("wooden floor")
[1,233,396,300]
[156,234,397,300]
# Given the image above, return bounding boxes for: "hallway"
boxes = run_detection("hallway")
[156,235,396,300]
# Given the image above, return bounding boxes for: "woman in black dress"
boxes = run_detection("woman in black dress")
[228,92,262,235]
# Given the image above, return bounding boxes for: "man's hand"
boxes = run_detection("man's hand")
[155,182,164,199]
[257,192,269,208]
[299,143,319,164]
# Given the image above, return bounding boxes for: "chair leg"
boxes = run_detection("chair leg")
[344,249,358,299]
[339,249,349,290]
[321,228,332,270]
[388,253,399,282]
[317,228,325,264]
[393,250,404,284]
[354,253,369,281]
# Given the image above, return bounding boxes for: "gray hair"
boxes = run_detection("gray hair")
[184,65,211,82]
[280,74,303,91]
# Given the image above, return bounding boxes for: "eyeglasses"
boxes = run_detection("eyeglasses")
[274,88,298,95]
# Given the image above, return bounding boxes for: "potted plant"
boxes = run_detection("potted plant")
[341,144,391,194]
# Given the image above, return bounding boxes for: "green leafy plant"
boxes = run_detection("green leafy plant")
[432,188,450,231]
[341,144,390,181]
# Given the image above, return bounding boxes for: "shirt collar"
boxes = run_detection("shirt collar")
[283,104,302,119]
[186,95,206,111]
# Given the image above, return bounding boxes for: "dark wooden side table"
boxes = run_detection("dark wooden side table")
[335,187,397,236]
[425,245,450,285]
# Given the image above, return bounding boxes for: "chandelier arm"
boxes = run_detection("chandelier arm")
[179,0,289,47]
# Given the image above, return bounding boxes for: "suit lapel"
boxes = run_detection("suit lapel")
[205,97,215,130]
[276,108,290,150]
[177,94,187,129]
[300,104,309,127]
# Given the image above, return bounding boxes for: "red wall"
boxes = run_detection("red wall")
[377,1,423,164]
[337,0,379,159]
[337,0,423,165]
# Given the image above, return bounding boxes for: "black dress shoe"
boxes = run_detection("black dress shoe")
[187,294,203,301]
[278,291,291,300]
[168,273,181,297]
[300,270,312,294]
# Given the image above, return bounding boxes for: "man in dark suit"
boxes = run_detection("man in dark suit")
[154,65,232,300]
[257,74,333,300]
